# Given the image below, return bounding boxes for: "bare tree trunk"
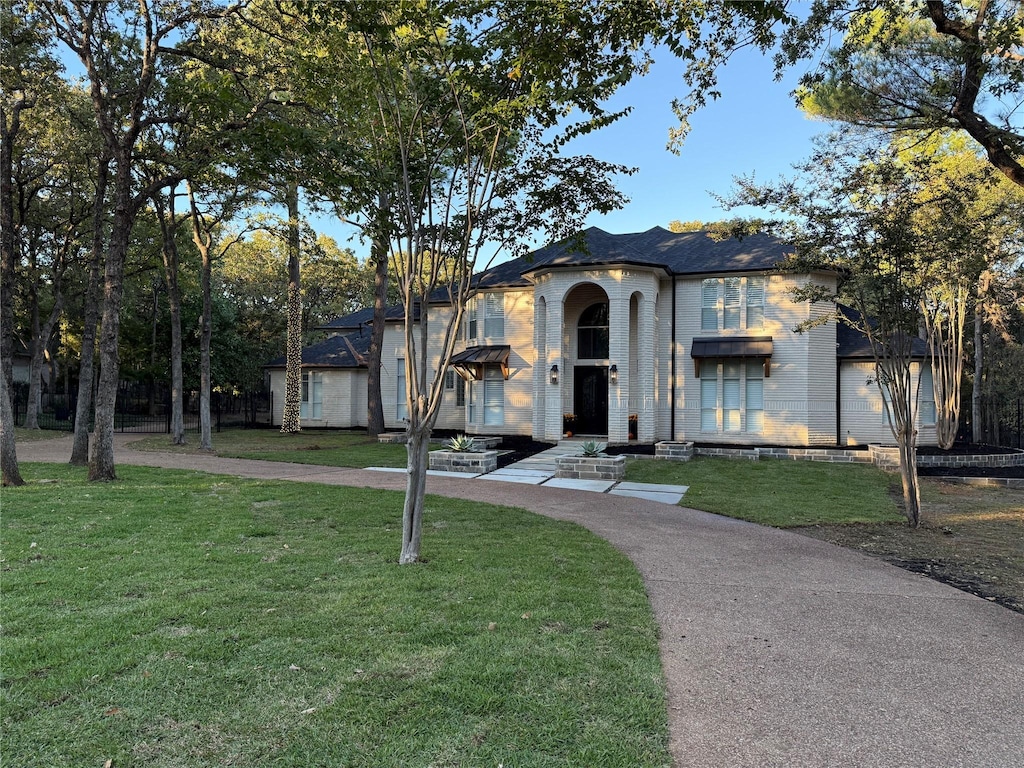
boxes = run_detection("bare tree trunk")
[367,226,388,436]
[71,157,108,465]
[198,225,213,451]
[400,424,431,564]
[0,371,23,486]
[24,297,63,429]
[89,172,134,482]
[896,421,922,528]
[155,192,185,444]
[972,274,987,444]
[280,180,302,433]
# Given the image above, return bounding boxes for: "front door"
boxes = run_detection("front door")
[574,366,608,436]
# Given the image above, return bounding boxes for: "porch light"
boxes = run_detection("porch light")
[610,364,618,384]
[550,364,559,384]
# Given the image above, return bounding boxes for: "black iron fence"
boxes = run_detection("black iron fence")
[970,397,1023,449]
[11,382,273,433]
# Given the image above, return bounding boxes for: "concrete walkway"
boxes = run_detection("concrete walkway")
[12,434,1024,767]
[371,439,689,504]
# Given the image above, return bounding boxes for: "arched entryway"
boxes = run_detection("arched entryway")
[566,284,610,436]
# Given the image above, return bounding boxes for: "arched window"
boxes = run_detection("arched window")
[577,302,609,359]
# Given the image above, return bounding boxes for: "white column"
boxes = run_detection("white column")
[608,290,629,444]
[544,293,565,442]
[639,293,657,442]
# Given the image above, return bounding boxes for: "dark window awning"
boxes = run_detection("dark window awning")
[690,336,773,377]
[449,344,510,381]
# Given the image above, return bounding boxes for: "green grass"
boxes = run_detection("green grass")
[129,428,409,468]
[12,427,70,442]
[1,464,669,768]
[625,456,904,527]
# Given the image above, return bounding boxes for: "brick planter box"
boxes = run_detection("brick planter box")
[429,449,498,474]
[655,441,694,461]
[555,454,626,481]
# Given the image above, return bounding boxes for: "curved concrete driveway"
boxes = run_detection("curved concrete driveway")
[15,435,1024,767]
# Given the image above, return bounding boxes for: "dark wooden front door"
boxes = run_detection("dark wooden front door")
[574,366,608,435]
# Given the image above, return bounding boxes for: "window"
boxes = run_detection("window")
[919,365,936,425]
[746,277,765,329]
[701,279,718,331]
[484,293,504,338]
[724,278,741,330]
[467,380,476,422]
[723,361,741,431]
[456,377,466,407]
[701,360,764,433]
[444,370,456,390]
[745,360,764,433]
[396,358,407,421]
[700,362,718,431]
[466,298,478,341]
[578,302,610,359]
[483,366,504,426]
[702,277,766,330]
[300,371,322,419]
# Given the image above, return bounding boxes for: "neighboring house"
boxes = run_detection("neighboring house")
[266,226,937,446]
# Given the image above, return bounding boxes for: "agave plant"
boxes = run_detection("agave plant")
[578,440,607,457]
[446,434,478,452]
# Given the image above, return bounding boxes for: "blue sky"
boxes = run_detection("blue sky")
[312,44,827,261]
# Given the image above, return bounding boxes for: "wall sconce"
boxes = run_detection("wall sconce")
[550,364,559,384]
[610,364,618,384]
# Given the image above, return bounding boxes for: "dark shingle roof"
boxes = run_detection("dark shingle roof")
[317,302,419,332]
[836,306,929,359]
[472,226,795,288]
[265,325,373,369]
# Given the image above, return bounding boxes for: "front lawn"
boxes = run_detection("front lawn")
[129,428,409,468]
[2,465,669,767]
[625,456,903,527]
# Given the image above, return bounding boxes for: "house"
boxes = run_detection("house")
[266,226,937,447]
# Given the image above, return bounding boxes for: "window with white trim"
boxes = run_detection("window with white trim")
[745,360,764,433]
[444,370,456,390]
[396,358,407,421]
[465,298,478,341]
[700,362,718,431]
[467,380,476,422]
[919,365,936,425]
[746,277,765,329]
[701,360,764,434]
[723,361,741,431]
[484,293,504,338]
[483,366,504,425]
[300,371,323,419]
[701,277,767,330]
[456,377,466,407]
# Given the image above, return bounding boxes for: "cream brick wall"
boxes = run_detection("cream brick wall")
[267,368,366,428]
[840,360,938,446]
[674,273,838,445]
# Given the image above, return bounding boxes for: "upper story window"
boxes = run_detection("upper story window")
[702,276,766,331]
[484,293,504,338]
[465,298,478,341]
[577,302,609,360]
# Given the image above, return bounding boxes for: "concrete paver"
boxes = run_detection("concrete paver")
[609,487,684,504]
[542,477,617,493]
[12,434,1024,768]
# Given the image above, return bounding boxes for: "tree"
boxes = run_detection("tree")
[42,0,246,480]
[305,1,716,563]
[668,219,706,233]
[793,1,1023,189]
[0,371,23,486]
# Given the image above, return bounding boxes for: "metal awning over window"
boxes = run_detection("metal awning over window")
[449,344,510,381]
[690,336,773,377]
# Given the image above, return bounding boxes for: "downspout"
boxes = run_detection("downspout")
[836,355,842,446]
[670,272,677,440]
